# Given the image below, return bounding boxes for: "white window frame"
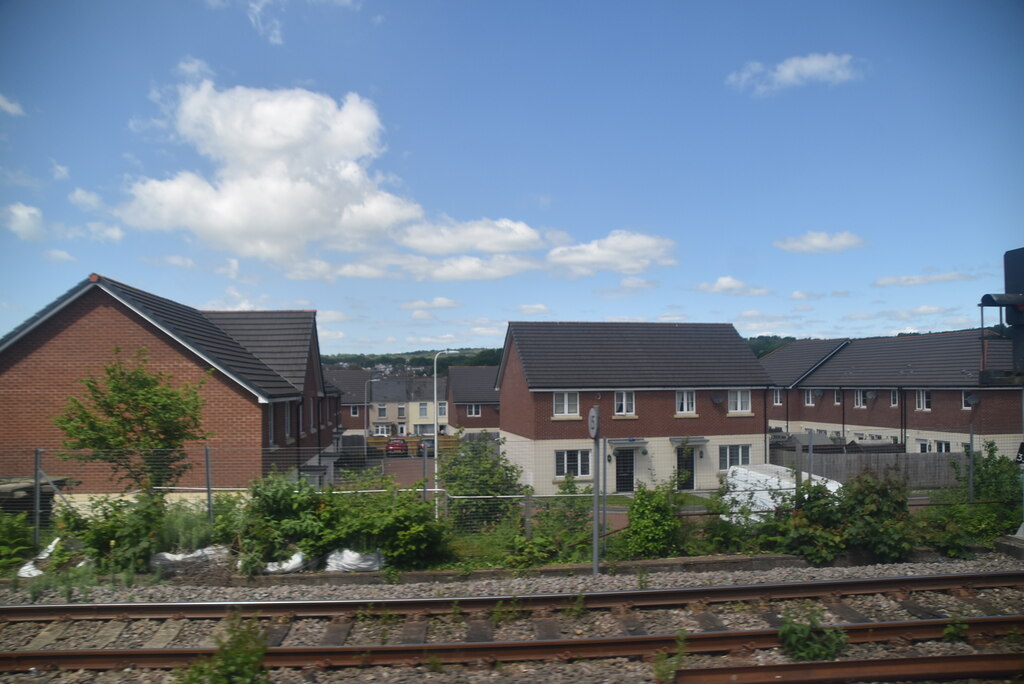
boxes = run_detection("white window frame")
[373,423,390,437]
[728,389,751,413]
[935,440,951,453]
[284,400,292,438]
[419,402,428,418]
[466,404,481,417]
[350,405,359,417]
[614,391,635,415]
[377,403,387,419]
[772,388,782,406]
[676,390,697,414]
[718,444,750,470]
[804,389,815,407]
[961,392,974,410]
[834,389,842,405]
[890,390,899,407]
[555,449,591,478]
[397,403,406,419]
[553,391,579,416]
[915,390,932,412]
[854,389,866,409]
[438,401,447,417]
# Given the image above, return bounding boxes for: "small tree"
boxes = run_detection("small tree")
[55,348,210,492]
[437,431,529,531]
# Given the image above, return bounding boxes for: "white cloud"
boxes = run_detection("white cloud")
[3,203,45,240]
[51,161,69,180]
[401,297,458,310]
[843,306,953,322]
[0,93,25,116]
[44,249,75,262]
[216,258,241,280]
[872,272,978,287]
[405,334,458,345]
[657,313,687,322]
[620,276,655,290]
[733,310,796,332]
[697,276,770,296]
[517,303,549,315]
[547,230,675,277]
[203,285,270,310]
[165,255,195,269]
[397,218,544,255]
[317,310,349,323]
[69,188,103,211]
[177,56,214,80]
[773,231,865,253]
[470,326,504,337]
[791,290,824,300]
[248,0,284,44]
[411,310,434,321]
[318,329,346,340]
[727,53,862,96]
[87,222,124,242]
[402,254,539,281]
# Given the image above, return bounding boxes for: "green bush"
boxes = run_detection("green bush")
[622,481,683,559]
[840,469,914,563]
[779,606,846,661]
[157,499,214,552]
[174,613,267,683]
[437,431,529,532]
[0,511,34,575]
[55,493,166,574]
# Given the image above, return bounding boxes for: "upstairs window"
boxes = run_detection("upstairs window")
[772,388,782,406]
[915,390,932,411]
[438,401,447,417]
[377,403,387,419]
[890,390,899,407]
[553,392,579,416]
[728,389,751,413]
[676,390,696,414]
[419,402,428,418]
[804,389,815,407]
[397,404,406,419]
[834,389,842,405]
[854,389,866,409]
[466,404,481,417]
[614,391,635,415]
[350,405,359,417]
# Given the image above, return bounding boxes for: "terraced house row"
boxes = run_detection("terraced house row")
[1,268,1021,496]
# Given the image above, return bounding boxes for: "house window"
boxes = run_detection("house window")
[890,390,899,407]
[961,392,975,410]
[834,389,842,405]
[284,401,292,438]
[553,392,579,416]
[676,390,696,414]
[804,389,815,407]
[377,403,387,419]
[728,390,751,413]
[915,390,932,411]
[718,444,750,470]
[918,440,929,453]
[397,404,406,419]
[467,404,481,417]
[374,423,390,436]
[438,401,447,417]
[419,402,428,418]
[854,389,866,409]
[555,449,591,478]
[267,404,275,445]
[297,401,303,435]
[614,391,635,415]
[935,441,951,453]
[351,405,359,417]
[772,389,782,406]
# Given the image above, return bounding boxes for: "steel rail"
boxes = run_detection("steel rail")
[2,570,1020,622]
[674,652,1024,684]
[1,615,1021,672]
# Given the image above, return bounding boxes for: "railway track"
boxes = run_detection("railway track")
[1,571,1022,678]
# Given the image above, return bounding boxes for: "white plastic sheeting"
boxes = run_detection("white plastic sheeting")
[325,548,384,572]
[722,463,842,521]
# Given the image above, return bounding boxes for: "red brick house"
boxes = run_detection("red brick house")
[760,330,1021,456]
[446,366,499,433]
[496,322,772,495]
[0,274,336,493]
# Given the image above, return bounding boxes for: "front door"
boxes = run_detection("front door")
[615,448,635,493]
[676,446,695,490]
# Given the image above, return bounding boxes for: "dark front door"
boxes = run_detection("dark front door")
[615,448,635,492]
[676,446,695,490]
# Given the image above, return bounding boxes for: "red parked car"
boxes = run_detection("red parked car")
[385,437,408,456]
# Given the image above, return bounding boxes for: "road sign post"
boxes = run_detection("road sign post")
[589,406,600,575]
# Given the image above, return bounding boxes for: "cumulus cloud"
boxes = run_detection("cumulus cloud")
[697,276,770,296]
[872,272,979,287]
[0,93,25,116]
[44,249,75,262]
[727,53,862,96]
[397,218,544,255]
[317,310,349,323]
[547,230,675,277]
[402,254,540,281]
[51,162,69,180]
[3,203,45,240]
[69,188,104,211]
[517,303,549,315]
[216,258,241,280]
[401,297,458,310]
[733,310,796,332]
[773,231,865,253]
[843,305,953,322]
[87,222,124,242]
[411,310,434,321]
[165,255,196,269]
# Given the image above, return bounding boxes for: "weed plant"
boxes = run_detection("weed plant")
[174,613,268,683]
[778,607,847,661]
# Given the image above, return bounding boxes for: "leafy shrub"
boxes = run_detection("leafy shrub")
[55,493,166,573]
[779,606,846,661]
[783,481,846,564]
[0,511,34,575]
[157,499,214,552]
[174,613,267,683]
[622,481,683,559]
[437,431,528,532]
[840,469,914,563]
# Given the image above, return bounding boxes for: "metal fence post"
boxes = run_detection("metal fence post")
[33,448,42,549]
[968,425,975,506]
[204,445,214,524]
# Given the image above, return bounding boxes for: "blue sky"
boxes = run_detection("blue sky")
[1,1,1021,355]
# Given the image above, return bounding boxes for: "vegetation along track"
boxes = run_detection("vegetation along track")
[0,571,1022,676]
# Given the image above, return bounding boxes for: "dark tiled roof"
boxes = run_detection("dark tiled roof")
[449,366,499,404]
[759,338,850,387]
[323,368,373,403]
[799,330,1011,388]
[372,377,447,403]
[204,311,317,394]
[504,321,770,389]
[0,274,303,401]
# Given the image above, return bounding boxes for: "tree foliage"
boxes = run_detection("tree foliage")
[54,348,210,491]
[437,431,528,531]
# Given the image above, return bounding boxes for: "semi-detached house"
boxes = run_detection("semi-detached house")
[496,321,771,495]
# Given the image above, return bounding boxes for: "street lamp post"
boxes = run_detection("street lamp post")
[429,349,453,503]
[364,377,379,461]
